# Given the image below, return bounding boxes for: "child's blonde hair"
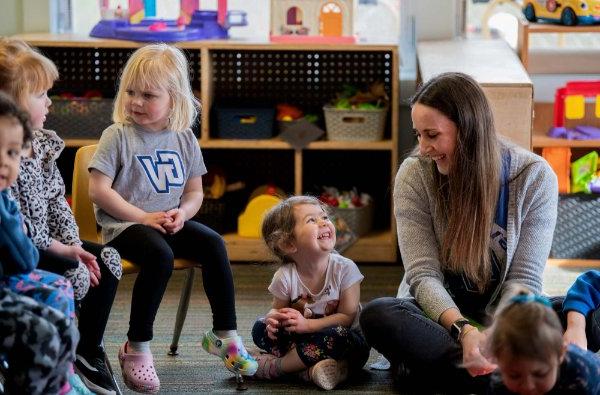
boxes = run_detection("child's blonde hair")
[113,43,199,132]
[262,195,330,263]
[487,285,563,362]
[0,38,58,108]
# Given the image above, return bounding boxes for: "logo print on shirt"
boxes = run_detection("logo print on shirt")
[136,150,185,193]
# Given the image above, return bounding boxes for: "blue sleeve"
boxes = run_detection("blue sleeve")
[563,270,600,316]
[0,192,38,275]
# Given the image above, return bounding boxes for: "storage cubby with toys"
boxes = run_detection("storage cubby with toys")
[16,34,399,263]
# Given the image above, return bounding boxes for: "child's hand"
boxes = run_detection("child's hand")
[279,307,312,334]
[265,309,288,340]
[65,245,101,287]
[460,327,497,376]
[163,208,185,234]
[141,212,171,233]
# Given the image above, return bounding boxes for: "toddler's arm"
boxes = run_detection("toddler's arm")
[46,241,100,286]
[89,169,170,233]
[280,281,361,334]
[563,270,600,349]
[564,310,587,349]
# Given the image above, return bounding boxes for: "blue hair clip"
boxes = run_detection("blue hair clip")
[509,294,552,307]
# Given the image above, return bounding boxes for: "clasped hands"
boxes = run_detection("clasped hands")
[141,208,185,234]
[264,307,312,340]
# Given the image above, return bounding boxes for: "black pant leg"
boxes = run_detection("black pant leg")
[169,221,237,330]
[360,297,463,368]
[76,240,119,354]
[108,225,174,342]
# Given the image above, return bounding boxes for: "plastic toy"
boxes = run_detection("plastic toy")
[238,187,283,238]
[548,80,600,140]
[571,151,598,193]
[542,147,572,193]
[522,0,600,26]
[90,0,247,42]
[270,0,356,43]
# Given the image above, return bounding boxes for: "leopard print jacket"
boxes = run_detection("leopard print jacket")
[10,129,81,249]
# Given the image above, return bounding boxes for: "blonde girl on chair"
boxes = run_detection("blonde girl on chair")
[88,43,257,393]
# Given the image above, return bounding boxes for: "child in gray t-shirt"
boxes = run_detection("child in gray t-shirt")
[89,43,257,393]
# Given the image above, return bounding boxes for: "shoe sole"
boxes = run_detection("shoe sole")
[73,365,117,395]
[310,359,340,390]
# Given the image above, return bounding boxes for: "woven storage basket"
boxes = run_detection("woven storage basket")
[46,98,113,139]
[331,204,374,237]
[323,105,386,141]
[551,194,600,259]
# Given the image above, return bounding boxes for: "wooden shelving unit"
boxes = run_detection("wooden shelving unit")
[15,33,399,263]
[517,19,600,71]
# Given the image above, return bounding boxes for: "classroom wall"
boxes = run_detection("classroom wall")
[0,0,49,36]
[0,0,23,36]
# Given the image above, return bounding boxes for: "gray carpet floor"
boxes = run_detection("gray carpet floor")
[101,262,583,394]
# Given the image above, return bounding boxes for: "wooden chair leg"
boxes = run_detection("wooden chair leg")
[168,267,195,356]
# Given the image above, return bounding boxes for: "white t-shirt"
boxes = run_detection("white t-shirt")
[268,253,364,328]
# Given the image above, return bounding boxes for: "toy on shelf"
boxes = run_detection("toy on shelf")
[323,82,389,141]
[238,185,283,238]
[90,0,247,42]
[276,103,324,149]
[522,0,600,26]
[270,0,356,43]
[548,80,600,140]
[542,147,572,193]
[319,186,373,238]
[572,151,599,193]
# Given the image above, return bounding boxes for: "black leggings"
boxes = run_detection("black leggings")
[37,240,119,356]
[108,221,236,342]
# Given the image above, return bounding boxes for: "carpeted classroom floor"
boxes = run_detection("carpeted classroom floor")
[101,262,585,394]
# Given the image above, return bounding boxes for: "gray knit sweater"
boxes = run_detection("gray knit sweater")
[395,141,558,322]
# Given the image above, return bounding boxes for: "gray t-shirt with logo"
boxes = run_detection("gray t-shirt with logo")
[89,123,207,243]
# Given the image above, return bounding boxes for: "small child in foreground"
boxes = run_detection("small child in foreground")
[486,286,600,394]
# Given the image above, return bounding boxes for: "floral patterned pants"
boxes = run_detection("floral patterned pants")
[252,319,370,368]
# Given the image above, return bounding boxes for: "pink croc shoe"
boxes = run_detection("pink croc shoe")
[118,342,160,394]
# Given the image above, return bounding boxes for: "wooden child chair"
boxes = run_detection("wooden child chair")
[71,144,197,357]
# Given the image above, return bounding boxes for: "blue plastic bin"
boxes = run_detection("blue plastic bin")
[215,106,275,139]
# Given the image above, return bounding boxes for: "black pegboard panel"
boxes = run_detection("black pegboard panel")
[551,194,600,259]
[37,46,201,98]
[210,49,393,112]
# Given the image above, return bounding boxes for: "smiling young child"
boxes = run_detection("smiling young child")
[251,195,370,390]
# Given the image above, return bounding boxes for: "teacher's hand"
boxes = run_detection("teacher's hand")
[461,326,497,376]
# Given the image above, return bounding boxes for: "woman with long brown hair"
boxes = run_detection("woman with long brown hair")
[360,72,558,392]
